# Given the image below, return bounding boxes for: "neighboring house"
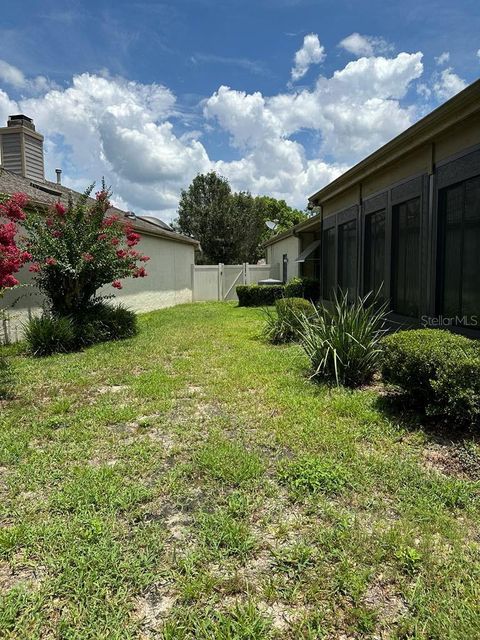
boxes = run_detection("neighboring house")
[265,79,480,334]
[0,114,199,339]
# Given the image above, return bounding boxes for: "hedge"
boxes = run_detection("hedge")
[382,329,480,428]
[236,284,285,306]
[284,277,320,301]
[237,277,320,307]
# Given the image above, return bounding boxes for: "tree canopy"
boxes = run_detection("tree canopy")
[175,172,307,264]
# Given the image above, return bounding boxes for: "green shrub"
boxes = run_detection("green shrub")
[263,297,314,344]
[24,315,76,356]
[25,303,137,356]
[0,355,14,399]
[74,302,138,346]
[236,284,284,306]
[297,290,388,387]
[284,276,319,301]
[382,329,480,428]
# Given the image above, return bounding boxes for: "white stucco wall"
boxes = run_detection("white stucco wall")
[0,232,195,342]
[266,235,300,281]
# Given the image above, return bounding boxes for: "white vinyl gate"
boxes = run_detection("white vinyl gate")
[192,263,275,302]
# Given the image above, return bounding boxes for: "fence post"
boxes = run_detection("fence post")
[243,263,248,285]
[191,263,196,302]
[218,263,224,301]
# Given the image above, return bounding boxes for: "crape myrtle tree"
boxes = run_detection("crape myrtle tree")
[0,192,31,291]
[176,171,307,264]
[23,183,150,317]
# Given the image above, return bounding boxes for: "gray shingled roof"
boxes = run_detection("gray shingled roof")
[0,167,199,247]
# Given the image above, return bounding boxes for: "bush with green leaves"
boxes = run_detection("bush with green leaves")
[0,355,14,399]
[25,303,137,356]
[236,284,285,306]
[297,290,389,387]
[284,276,319,301]
[74,302,138,347]
[24,315,76,356]
[382,329,480,428]
[263,297,314,344]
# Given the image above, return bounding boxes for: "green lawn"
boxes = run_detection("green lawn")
[1,302,479,639]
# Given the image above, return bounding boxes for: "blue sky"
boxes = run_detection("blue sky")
[0,0,478,218]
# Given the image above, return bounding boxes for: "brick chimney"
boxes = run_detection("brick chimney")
[0,115,45,181]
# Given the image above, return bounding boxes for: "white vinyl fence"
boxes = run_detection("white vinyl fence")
[192,263,277,302]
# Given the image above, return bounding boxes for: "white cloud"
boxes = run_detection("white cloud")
[477,49,480,60]
[0,48,431,219]
[435,51,450,66]
[338,33,393,58]
[0,59,55,94]
[291,34,326,82]
[206,52,423,162]
[432,68,467,101]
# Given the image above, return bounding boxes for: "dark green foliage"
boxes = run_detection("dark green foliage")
[24,315,76,356]
[263,297,314,343]
[74,302,138,347]
[175,171,307,264]
[25,304,137,356]
[382,329,480,428]
[0,355,14,399]
[236,284,285,307]
[297,290,389,387]
[284,276,320,301]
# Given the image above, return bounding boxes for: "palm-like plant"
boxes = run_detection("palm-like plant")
[297,290,389,387]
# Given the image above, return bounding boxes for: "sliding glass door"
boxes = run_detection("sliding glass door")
[338,219,357,302]
[391,197,421,317]
[364,209,386,300]
[438,175,480,322]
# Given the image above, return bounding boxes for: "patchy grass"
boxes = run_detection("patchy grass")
[0,302,479,639]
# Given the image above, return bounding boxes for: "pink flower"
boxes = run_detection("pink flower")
[29,263,41,273]
[116,249,128,259]
[126,232,140,247]
[111,237,119,246]
[51,230,62,238]
[97,233,107,241]
[82,253,94,262]
[55,202,66,216]
[139,255,150,262]
[112,280,122,289]
[45,257,57,266]
[1,274,19,287]
[0,193,28,221]
[102,215,119,228]
[133,267,147,278]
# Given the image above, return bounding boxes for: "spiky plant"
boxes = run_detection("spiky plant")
[297,289,389,387]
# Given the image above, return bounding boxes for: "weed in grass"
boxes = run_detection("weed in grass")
[278,455,351,496]
[197,509,255,558]
[272,542,315,579]
[196,436,264,486]
[395,545,423,575]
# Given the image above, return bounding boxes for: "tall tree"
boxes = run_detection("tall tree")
[176,172,233,264]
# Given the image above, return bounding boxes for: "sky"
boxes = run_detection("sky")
[0,0,479,221]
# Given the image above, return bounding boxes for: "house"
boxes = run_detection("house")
[0,114,199,340]
[265,79,480,333]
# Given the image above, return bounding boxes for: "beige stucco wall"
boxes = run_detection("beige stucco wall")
[0,232,195,342]
[266,234,300,280]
